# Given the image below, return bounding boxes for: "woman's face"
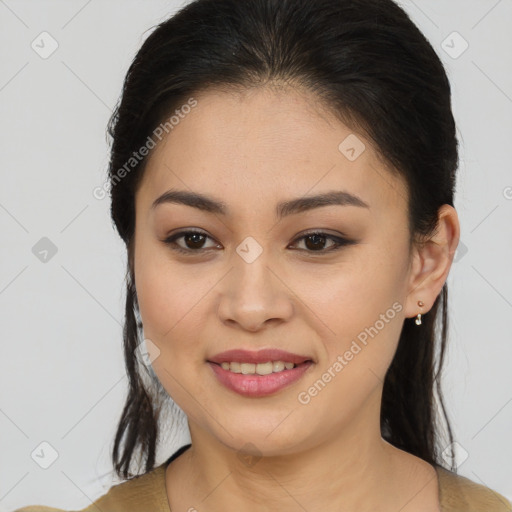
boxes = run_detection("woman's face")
[133,85,419,455]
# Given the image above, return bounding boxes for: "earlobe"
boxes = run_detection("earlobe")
[404,204,460,320]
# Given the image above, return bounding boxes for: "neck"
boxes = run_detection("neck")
[166,393,440,511]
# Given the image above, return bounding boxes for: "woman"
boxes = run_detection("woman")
[15,0,511,510]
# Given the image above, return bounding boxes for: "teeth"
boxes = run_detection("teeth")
[219,360,298,374]
[273,361,285,372]
[241,363,256,374]
[229,361,242,373]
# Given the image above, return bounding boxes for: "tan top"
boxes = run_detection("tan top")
[14,445,512,512]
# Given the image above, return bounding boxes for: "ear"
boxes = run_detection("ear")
[403,204,460,320]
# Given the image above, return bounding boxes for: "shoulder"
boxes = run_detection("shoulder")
[13,463,170,512]
[436,465,512,512]
[80,464,169,511]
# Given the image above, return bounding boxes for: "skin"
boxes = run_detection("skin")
[132,84,460,512]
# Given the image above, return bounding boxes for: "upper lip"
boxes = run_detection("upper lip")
[208,349,314,365]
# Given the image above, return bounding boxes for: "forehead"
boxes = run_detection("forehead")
[136,86,408,218]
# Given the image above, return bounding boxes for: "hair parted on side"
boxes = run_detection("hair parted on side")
[106,0,458,480]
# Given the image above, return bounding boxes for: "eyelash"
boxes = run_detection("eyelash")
[162,229,356,256]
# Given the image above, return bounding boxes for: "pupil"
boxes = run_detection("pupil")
[186,233,205,249]
[306,234,325,251]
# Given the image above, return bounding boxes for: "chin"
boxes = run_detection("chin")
[209,419,314,458]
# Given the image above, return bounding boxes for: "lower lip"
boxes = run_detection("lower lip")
[207,361,313,397]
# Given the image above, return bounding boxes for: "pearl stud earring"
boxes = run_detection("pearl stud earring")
[415,300,424,325]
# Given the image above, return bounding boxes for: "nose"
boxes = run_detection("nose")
[216,248,294,332]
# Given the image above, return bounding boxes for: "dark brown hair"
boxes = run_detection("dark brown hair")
[107,0,458,479]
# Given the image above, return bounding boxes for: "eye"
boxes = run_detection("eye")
[162,229,356,256]
[289,231,356,253]
[163,229,220,254]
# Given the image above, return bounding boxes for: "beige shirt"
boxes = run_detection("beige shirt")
[14,454,512,512]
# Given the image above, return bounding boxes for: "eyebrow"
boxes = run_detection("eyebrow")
[151,188,369,218]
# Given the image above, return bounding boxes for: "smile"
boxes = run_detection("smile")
[208,360,313,397]
[220,360,296,374]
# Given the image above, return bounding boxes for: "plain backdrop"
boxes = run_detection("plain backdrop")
[1,0,511,509]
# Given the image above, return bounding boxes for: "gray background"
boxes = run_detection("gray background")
[1,0,511,509]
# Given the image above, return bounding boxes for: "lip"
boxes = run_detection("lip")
[208,360,314,398]
[207,349,314,365]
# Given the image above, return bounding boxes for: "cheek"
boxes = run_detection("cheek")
[134,242,208,350]
[134,252,213,408]
[293,269,405,419]
[136,267,196,336]
[134,233,195,320]
[297,250,406,369]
